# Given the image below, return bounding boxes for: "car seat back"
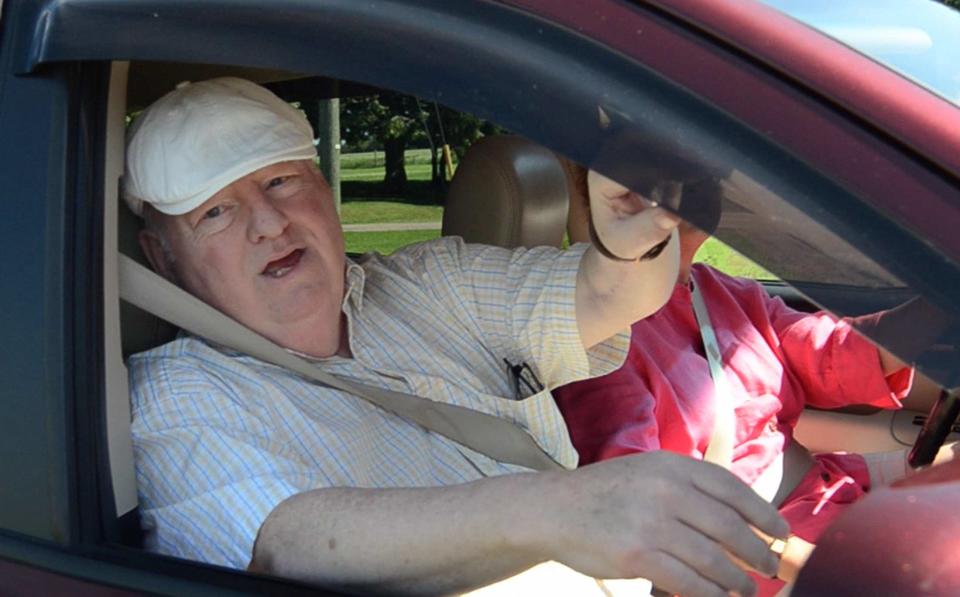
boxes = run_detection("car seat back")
[119,200,178,357]
[442,135,570,248]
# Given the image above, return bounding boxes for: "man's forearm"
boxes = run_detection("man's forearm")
[250,452,789,597]
[249,474,549,595]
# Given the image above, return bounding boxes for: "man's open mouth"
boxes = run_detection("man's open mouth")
[262,248,304,278]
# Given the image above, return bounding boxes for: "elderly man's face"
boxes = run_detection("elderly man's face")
[140,160,347,356]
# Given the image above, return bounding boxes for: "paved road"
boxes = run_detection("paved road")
[341,221,442,232]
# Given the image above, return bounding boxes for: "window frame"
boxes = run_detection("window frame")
[1,0,959,592]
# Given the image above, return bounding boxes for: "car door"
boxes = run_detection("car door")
[1,0,958,594]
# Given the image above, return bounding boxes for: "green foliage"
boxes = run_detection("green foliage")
[339,90,509,194]
[433,105,507,160]
[340,93,506,158]
[384,114,417,140]
[340,93,427,151]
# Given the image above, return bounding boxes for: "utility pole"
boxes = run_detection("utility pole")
[315,98,341,213]
[302,97,341,213]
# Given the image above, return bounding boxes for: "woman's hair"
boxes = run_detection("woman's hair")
[558,157,591,243]
[564,160,589,206]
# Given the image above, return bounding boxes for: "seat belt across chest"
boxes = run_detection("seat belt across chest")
[691,280,812,505]
[118,254,562,473]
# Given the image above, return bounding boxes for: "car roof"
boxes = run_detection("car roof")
[508,0,960,177]
[759,0,960,107]
[14,0,960,170]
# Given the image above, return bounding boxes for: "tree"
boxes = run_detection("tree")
[379,93,422,193]
[340,92,509,195]
[339,96,384,153]
[340,93,425,193]
[434,104,506,161]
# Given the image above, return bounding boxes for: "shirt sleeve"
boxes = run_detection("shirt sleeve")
[760,289,910,409]
[129,355,328,569]
[385,237,630,389]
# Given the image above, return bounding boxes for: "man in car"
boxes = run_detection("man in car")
[124,77,787,597]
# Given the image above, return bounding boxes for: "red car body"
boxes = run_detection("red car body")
[0,0,957,595]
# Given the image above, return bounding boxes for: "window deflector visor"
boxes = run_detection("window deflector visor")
[588,106,960,391]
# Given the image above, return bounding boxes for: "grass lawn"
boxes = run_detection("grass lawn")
[340,201,442,225]
[342,207,774,281]
[344,229,441,255]
[694,238,776,280]
[341,162,434,183]
[341,148,434,169]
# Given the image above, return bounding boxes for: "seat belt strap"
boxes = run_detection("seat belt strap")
[691,280,740,470]
[691,280,813,505]
[118,254,563,473]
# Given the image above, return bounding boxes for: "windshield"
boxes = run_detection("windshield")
[759,0,960,106]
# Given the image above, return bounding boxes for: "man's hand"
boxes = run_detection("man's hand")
[535,452,789,597]
[588,170,681,261]
[251,452,788,597]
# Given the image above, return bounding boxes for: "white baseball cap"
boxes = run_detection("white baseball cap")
[123,77,318,216]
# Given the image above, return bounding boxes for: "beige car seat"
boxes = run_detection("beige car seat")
[442,135,570,249]
[119,201,178,356]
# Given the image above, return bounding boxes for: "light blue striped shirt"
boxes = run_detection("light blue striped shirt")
[129,237,629,568]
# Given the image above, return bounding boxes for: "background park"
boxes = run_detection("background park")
[324,90,772,280]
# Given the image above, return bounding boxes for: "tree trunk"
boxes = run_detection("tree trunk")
[431,147,440,185]
[383,137,407,194]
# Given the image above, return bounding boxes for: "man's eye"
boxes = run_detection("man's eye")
[267,176,291,189]
[203,205,224,220]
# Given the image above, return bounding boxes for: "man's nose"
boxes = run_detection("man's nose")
[246,192,290,242]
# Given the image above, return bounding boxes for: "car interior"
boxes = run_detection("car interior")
[100,54,960,579]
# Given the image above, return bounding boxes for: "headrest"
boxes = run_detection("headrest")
[442,136,569,248]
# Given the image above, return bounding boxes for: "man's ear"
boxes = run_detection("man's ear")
[138,228,177,283]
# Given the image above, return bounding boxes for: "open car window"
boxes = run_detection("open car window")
[3,1,960,594]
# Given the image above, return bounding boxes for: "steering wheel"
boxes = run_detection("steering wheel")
[908,387,960,468]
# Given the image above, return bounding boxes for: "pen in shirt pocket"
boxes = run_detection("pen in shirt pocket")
[504,358,544,399]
